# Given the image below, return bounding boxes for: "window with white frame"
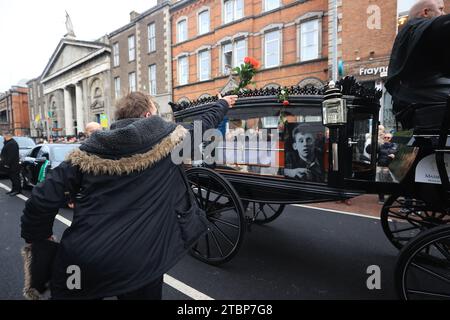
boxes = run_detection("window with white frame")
[128,35,136,62]
[178,56,189,85]
[264,0,280,12]
[264,30,281,68]
[128,72,136,92]
[222,39,247,74]
[198,10,210,35]
[149,64,157,95]
[113,42,120,67]
[148,23,156,52]
[198,50,210,81]
[29,88,33,101]
[114,77,121,98]
[235,39,246,67]
[222,43,233,74]
[177,19,188,43]
[224,0,244,24]
[300,19,320,61]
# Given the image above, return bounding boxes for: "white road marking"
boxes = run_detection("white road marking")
[291,204,381,220]
[164,274,214,300]
[0,182,214,300]
[0,183,72,226]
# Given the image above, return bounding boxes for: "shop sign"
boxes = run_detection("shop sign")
[359,66,389,77]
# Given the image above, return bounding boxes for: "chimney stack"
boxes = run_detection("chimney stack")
[130,11,140,22]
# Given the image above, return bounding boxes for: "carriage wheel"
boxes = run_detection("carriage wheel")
[395,225,450,300]
[244,202,285,224]
[381,195,449,250]
[186,167,245,265]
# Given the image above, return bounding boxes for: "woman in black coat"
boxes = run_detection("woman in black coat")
[0,132,21,195]
[20,92,237,300]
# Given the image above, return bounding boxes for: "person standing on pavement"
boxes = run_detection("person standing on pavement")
[377,133,397,204]
[0,131,22,196]
[20,91,237,300]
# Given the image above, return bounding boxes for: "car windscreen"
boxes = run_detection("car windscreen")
[50,145,80,162]
[14,137,36,148]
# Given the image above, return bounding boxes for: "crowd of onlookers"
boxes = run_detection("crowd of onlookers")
[33,122,103,145]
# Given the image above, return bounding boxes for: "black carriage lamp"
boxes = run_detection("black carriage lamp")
[322,80,347,127]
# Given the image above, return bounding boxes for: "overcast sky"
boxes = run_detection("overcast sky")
[398,0,418,13]
[0,0,157,92]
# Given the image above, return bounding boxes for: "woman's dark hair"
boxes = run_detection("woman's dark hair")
[115,92,154,120]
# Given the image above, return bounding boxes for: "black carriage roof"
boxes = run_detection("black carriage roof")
[170,76,382,120]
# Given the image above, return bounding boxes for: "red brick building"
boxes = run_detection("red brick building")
[336,0,450,130]
[170,0,329,103]
[0,86,30,136]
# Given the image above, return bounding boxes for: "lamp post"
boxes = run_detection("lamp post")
[332,0,339,82]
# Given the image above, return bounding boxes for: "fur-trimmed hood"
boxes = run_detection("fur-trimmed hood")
[66,117,188,176]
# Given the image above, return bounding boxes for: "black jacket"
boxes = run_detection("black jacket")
[386,15,450,128]
[378,142,397,167]
[0,138,20,170]
[386,15,450,97]
[21,99,229,299]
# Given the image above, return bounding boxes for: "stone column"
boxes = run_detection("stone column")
[63,87,74,136]
[75,83,84,134]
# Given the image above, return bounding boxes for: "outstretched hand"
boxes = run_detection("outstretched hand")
[218,93,238,108]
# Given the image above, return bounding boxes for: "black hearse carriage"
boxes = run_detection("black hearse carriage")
[170,76,450,299]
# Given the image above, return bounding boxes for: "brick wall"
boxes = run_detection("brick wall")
[340,0,450,80]
[0,87,30,136]
[171,0,329,102]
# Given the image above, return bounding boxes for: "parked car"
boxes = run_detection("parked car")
[0,136,36,176]
[21,143,80,188]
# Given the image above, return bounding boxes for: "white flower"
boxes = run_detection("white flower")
[281,90,286,95]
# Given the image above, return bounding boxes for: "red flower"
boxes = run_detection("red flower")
[244,56,260,69]
[283,100,290,106]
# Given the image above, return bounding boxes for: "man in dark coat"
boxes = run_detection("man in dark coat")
[385,0,449,129]
[377,133,398,203]
[0,131,22,196]
[20,92,237,300]
[378,133,397,168]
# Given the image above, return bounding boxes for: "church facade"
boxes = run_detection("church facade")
[28,37,112,137]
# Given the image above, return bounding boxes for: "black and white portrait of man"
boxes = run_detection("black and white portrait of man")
[284,122,325,182]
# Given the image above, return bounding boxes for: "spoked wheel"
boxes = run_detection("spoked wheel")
[186,167,245,265]
[395,225,450,300]
[381,195,450,250]
[244,202,285,224]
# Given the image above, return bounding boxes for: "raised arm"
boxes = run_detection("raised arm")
[185,94,237,134]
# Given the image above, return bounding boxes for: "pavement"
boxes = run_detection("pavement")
[310,194,384,219]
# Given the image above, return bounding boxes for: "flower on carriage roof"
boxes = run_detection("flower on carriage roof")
[244,56,260,69]
[278,87,291,106]
[233,57,260,94]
